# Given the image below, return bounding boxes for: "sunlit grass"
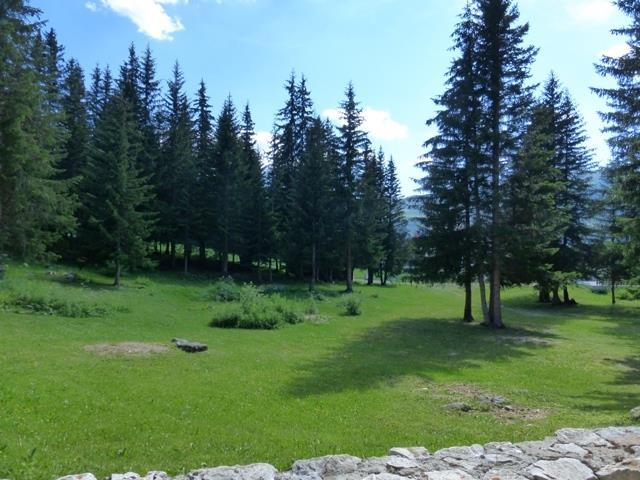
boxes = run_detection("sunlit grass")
[1,263,638,479]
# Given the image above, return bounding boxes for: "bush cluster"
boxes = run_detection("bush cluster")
[3,293,109,318]
[207,277,243,302]
[211,284,304,330]
[339,295,362,316]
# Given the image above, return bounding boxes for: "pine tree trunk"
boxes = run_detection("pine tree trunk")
[488,265,504,328]
[552,287,561,305]
[170,242,176,269]
[563,286,571,304]
[611,280,616,305]
[538,287,550,303]
[221,234,229,275]
[310,242,317,291]
[463,277,474,323]
[268,258,273,283]
[183,240,190,275]
[199,242,206,262]
[114,258,121,288]
[478,274,489,324]
[346,243,353,293]
[367,268,374,286]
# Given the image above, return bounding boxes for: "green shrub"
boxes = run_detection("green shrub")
[619,287,640,301]
[207,277,242,302]
[211,284,303,330]
[3,293,109,318]
[340,295,362,316]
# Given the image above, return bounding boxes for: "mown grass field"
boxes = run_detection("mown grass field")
[1,264,639,479]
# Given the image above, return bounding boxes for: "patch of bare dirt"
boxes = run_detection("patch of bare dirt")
[84,342,170,356]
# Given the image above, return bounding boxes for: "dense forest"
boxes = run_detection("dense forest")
[0,1,408,291]
[2,0,640,326]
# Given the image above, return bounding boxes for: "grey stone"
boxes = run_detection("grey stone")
[108,474,141,480]
[550,443,589,458]
[445,402,473,412]
[187,463,277,480]
[362,475,406,480]
[57,475,98,480]
[291,455,361,479]
[555,428,610,447]
[525,458,596,480]
[482,469,528,480]
[597,428,640,448]
[434,445,485,460]
[387,448,415,460]
[172,338,208,353]
[143,473,170,480]
[425,470,477,480]
[597,457,640,479]
[384,456,419,471]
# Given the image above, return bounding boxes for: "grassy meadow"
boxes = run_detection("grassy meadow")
[0,263,639,479]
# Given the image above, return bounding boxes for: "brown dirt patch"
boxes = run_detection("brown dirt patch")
[84,342,170,356]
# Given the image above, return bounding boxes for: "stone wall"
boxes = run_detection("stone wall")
[58,426,640,480]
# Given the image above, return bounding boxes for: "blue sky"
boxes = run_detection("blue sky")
[35,0,628,195]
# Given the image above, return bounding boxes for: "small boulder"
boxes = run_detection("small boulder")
[597,457,640,479]
[108,474,140,480]
[526,458,596,480]
[188,463,276,480]
[172,338,208,353]
[444,402,472,412]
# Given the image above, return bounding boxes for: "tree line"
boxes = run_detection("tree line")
[0,1,408,290]
[413,0,640,326]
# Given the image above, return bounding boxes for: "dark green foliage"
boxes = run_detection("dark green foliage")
[0,2,75,261]
[210,284,303,330]
[60,59,90,182]
[594,0,640,280]
[81,91,153,286]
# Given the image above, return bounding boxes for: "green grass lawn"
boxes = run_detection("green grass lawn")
[1,264,639,479]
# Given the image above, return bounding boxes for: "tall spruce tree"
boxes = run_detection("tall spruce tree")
[238,103,270,275]
[193,80,215,262]
[83,91,152,286]
[212,96,241,275]
[539,75,594,304]
[294,117,334,289]
[381,157,408,286]
[60,58,90,181]
[475,0,537,328]
[415,2,484,322]
[0,2,75,260]
[336,83,368,292]
[160,62,194,272]
[594,0,640,279]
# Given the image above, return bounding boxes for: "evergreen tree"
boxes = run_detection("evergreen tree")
[414,3,484,322]
[336,83,368,292]
[0,2,75,260]
[82,92,153,286]
[381,156,408,286]
[593,167,630,305]
[193,80,215,261]
[356,143,386,285]
[212,95,242,275]
[474,0,538,328]
[594,0,640,279]
[60,58,90,181]
[159,62,194,272]
[238,104,271,277]
[293,117,334,289]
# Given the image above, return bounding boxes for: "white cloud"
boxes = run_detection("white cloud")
[254,131,273,153]
[87,0,187,41]
[601,43,632,58]
[322,107,409,141]
[566,0,616,24]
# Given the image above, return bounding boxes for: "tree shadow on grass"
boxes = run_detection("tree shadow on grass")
[287,317,557,397]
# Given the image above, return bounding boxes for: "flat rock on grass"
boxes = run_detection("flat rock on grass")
[525,458,596,480]
[84,342,170,356]
[172,338,208,353]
